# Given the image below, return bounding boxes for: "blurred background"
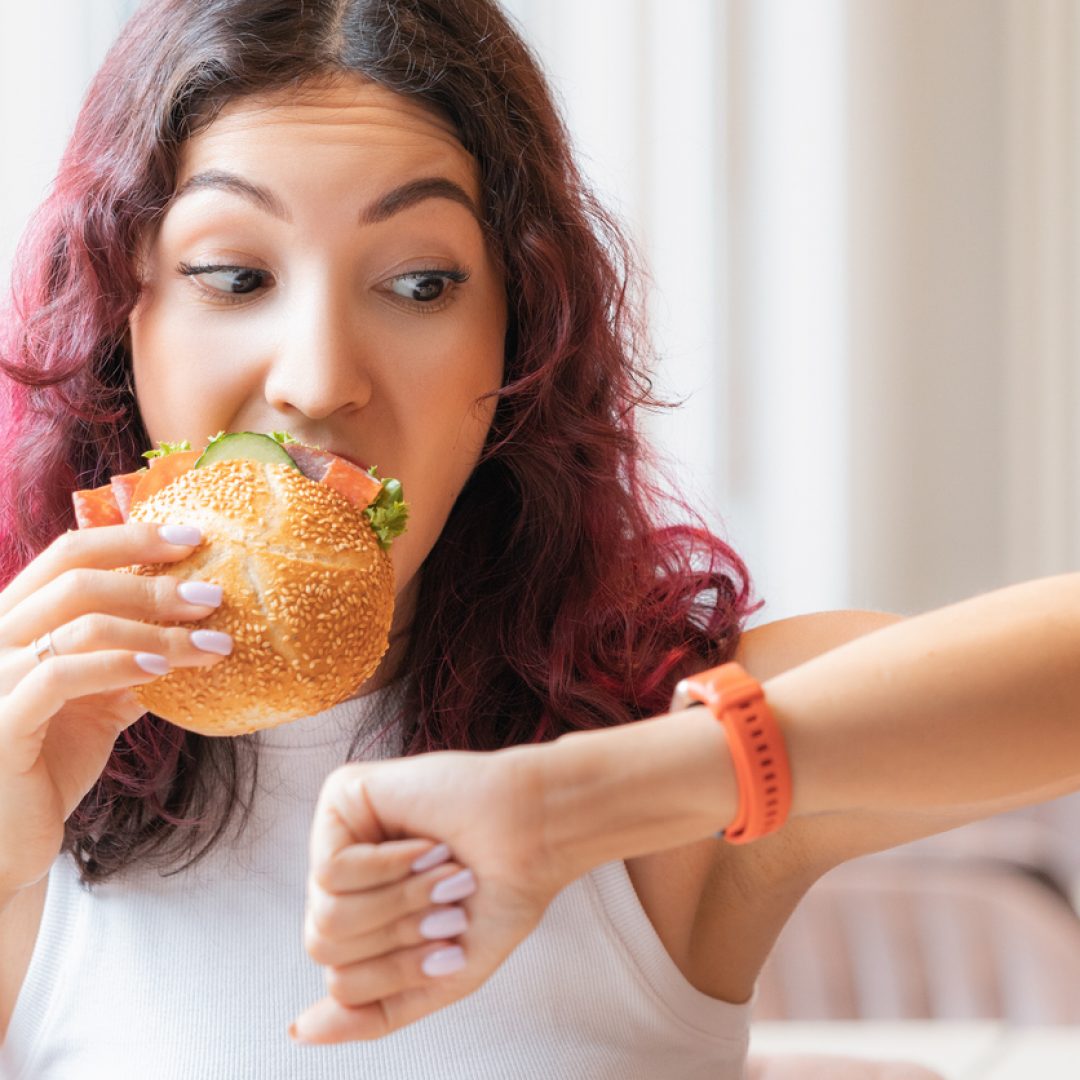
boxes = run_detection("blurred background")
[2,0,1080,1055]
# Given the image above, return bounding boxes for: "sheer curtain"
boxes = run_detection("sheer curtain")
[2,1,1076,624]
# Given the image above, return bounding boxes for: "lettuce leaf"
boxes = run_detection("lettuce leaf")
[365,499,409,550]
[142,439,192,460]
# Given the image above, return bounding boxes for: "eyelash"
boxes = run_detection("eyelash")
[175,261,471,312]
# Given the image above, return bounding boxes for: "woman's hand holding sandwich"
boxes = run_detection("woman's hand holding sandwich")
[0,522,225,906]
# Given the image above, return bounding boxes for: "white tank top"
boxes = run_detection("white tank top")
[1,681,754,1079]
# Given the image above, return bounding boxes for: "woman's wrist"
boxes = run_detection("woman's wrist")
[538,707,739,882]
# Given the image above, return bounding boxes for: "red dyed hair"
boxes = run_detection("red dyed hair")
[0,0,762,884]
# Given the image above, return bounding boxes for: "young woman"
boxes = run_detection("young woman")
[0,1,1075,1077]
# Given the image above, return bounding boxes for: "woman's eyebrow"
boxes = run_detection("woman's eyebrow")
[170,169,480,225]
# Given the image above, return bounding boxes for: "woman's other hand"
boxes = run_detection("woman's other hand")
[291,745,571,1044]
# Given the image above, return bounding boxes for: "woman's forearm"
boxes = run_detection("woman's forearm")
[539,705,737,875]
[776,571,1080,817]
[542,572,1080,878]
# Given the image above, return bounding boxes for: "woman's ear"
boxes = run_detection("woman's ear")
[120,329,137,398]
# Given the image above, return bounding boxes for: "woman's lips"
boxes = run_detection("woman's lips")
[326,446,369,472]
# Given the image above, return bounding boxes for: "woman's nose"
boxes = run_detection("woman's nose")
[262,282,373,420]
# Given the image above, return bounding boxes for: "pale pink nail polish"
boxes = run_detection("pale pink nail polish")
[419,906,469,940]
[411,842,451,873]
[430,869,476,904]
[422,945,467,977]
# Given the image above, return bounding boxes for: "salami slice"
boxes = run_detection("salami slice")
[283,443,335,482]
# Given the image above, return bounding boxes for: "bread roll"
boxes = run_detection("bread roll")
[125,458,394,736]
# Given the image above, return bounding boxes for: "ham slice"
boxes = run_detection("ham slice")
[73,484,124,528]
[130,450,201,509]
[321,455,382,508]
[110,471,144,521]
[73,440,384,530]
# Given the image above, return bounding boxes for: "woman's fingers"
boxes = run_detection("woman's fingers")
[305,859,474,947]
[315,837,451,894]
[291,950,473,1041]
[1,650,178,775]
[292,976,469,1045]
[0,565,221,654]
[0,521,202,621]
[322,938,469,1011]
[304,810,475,965]
[0,520,222,694]
[305,899,470,968]
[5,613,231,689]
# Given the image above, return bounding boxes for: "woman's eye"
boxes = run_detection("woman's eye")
[388,269,469,306]
[177,263,270,298]
[175,263,469,309]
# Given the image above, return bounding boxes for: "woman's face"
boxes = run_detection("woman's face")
[129,76,507,680]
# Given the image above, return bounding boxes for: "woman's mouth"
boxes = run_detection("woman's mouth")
[326,446,370,472]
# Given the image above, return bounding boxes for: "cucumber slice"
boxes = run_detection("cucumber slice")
[193,432,301,471]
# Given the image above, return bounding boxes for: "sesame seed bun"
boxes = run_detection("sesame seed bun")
[124,459,395,737]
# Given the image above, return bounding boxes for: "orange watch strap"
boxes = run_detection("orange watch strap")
[673,662,793,844]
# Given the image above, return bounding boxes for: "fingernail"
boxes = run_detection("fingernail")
[190,629,233,655]
[135,652,170,675]
[411,842,452,873]
[178,581,223,606]
[159,524,202,546]
[289,1020,311,1044]
[421,945,467,977]
[419,906,469,940]
[430,869,476,904]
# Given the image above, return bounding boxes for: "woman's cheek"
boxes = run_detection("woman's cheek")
[396,477,451,571]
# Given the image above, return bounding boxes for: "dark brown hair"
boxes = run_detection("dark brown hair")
[0,0,761,885]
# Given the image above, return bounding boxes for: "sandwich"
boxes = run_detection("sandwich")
[72,431,407,737]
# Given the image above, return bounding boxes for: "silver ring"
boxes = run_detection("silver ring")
[31,632,57,664]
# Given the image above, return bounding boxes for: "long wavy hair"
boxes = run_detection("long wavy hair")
[0,0,762,885]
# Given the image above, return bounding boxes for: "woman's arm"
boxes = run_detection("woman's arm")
[543,571,1080,881]
[292,571,1080,1043]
